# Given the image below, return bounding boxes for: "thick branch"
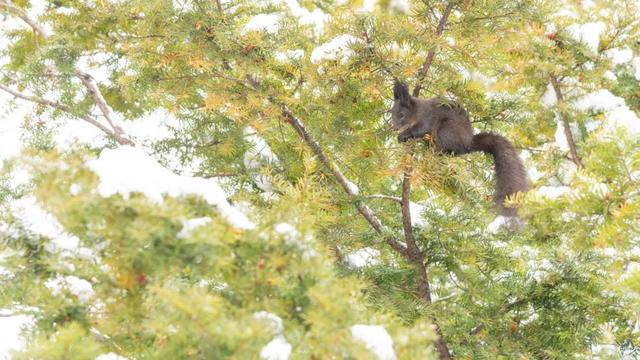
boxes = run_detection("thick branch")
[0,83,134,145]
[74,69,124,135]
[406,3,456,358]
[413,1,455,97]
[550,76,583,168]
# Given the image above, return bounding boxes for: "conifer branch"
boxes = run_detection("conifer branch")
[1,2,135,146]
[550,75,584,168]
[281,105,409,256]
[0,82,134,145]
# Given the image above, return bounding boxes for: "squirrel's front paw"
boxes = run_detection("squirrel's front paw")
[397,133,411,142]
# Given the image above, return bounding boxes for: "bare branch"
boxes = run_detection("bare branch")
[74,69,124,135]
[0,83,134,145]
[550,75,583,168]
[413,1,455,97]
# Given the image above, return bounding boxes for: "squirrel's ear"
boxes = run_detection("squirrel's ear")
[393,82,411,105]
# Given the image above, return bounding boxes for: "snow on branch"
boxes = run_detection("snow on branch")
[86,146,255,230]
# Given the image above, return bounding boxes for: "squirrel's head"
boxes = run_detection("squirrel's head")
[390,82,416,131]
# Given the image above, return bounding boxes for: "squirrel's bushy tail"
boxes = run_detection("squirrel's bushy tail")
[471,132,529,217]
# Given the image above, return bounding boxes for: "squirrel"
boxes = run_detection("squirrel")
[390,82,529,217]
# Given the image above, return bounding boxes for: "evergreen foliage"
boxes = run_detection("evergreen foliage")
[0,0,639,359]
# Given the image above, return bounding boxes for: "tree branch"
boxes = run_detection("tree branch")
[413,1,455,97]
[550,75,583,168]
[74,69,126,137]
[405,3,457,358]
[0,0,48,38]
[280,105,409,256]
[0,83,134,145]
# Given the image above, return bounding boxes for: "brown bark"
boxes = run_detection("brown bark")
[550,76,584,168]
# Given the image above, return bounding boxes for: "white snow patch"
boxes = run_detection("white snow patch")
[274,49,304,62]
[574,90,640,135]
[177,217,212,238]
[633,57,640,80]
[280,0,328,35]
[255,311,291,360]
[345,180,359,195]
[409,202,427,227]
[274,223,316,258]
[350,325,396,360]
[554,119,580,152]
[260,336,292,360]
[345,248,380,268]
[172,0,194,12]
[530,259,553,282]
[574,89,625,111]
[274,223,298,241]
[527,166,544,182]
[244,128,279,193]
[536,186,572,199]
[9,196,81,252]
[45,275,95,303]
[566,22,606,53]
[487,216,508,234]
[86,146,255,230]
[605,47,633,64]
[360,0,378,12]
[557,160,577,185]
[310,35,362,64]
[244,14,281,34]
[70,183,82,196]
[95,353,129,360]
[487,216,522,233]
[389,0,410,13]
[0,310,34,360]
[540,83,557,108]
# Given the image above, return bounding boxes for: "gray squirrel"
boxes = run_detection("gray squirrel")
[390,82,529,217]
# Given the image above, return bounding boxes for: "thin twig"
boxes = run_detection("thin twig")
[0,83,134,145]
[413,1,455,97]
[366,194,403,203]
[550,75,583,168]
